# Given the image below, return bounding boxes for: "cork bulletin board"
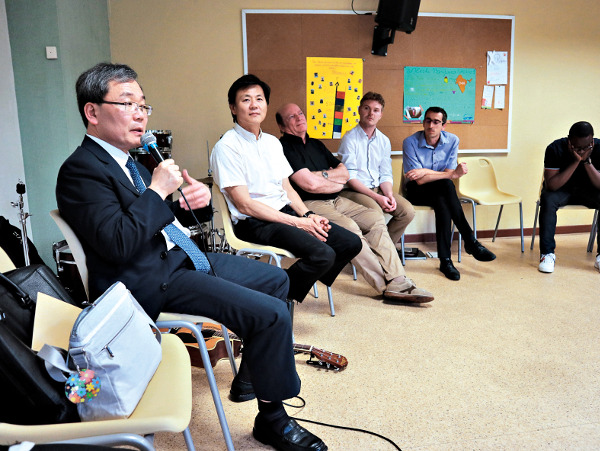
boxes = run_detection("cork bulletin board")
[242,11,514,154]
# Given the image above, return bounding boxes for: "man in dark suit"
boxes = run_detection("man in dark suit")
[56,63,327,451]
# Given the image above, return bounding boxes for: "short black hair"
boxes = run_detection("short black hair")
[227,74,271,123]
[568,121,594,138]
[424,106,448,124]
[75,62,138,127]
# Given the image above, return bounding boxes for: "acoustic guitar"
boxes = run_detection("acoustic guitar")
[171,324,348,371]
[172,323,242,369]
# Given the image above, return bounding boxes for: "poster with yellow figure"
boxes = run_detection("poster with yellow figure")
[306,57,363,139]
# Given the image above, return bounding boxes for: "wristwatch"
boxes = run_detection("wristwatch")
[303,210,315,218]
[322,171,329,179]
[584,158,592,165]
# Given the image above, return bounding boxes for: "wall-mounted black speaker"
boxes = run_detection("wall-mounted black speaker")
[375,0,421,34]
[371,0,421,56]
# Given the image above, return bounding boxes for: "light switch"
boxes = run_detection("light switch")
[46,46,58,59]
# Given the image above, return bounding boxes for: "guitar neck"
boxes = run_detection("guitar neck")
[293,343,348,371]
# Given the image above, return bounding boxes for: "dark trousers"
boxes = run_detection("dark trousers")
[406,179,474,259]
[162,249,298,402]
[234,205,362,301]
[539,187,600,254]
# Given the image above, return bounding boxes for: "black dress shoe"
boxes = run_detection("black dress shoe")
[464,239,496,261]
[253,415,328,451]
[439,258,460,281]
[229,374,255,402]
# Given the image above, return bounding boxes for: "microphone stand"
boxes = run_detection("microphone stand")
[10,180,31,266]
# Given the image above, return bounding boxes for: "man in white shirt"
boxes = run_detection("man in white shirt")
[211,75,361,308]
[338,92,415,249]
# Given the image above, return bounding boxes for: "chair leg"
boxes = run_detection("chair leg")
[470,201,477,239]
[326,286,335,317]
[287,299,295,331]
[530,201,540,250]
[158,321,234,451]
[220,323,238,376]
[400,234,406,266]
[183,427,196,451]
[493,205,504,242]
[313,283,319,298]
[519,202,524,253]
[458,231,462,263]
[588,210,599,253]
[352,264,357,280]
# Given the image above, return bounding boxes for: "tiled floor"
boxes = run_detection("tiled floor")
[156,234,600,450]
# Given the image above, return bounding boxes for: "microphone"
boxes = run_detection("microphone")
[140,131,164,164]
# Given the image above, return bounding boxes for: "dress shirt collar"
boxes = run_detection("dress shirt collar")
[86,134,134,174]
[233,122,263,143]
[357,124,379,141]
[418,130,450,149]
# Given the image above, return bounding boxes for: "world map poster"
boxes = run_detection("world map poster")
[306,57,363,139]
[403,66,476,124]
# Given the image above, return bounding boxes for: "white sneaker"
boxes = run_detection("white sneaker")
[595,254,600,272]
[539,253,555,273]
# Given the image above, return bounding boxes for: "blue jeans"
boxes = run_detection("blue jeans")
[539,187,600,255]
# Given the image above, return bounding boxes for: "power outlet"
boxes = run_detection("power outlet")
[46,46,58,60]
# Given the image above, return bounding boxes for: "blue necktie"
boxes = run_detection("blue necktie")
[125,157,210,273]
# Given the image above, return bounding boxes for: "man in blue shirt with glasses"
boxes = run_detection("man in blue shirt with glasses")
[402,106,496,281]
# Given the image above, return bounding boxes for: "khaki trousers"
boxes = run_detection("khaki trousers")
[339,189,415,246]
[304,197,405,293]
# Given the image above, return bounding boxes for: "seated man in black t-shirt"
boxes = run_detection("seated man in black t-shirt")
[538,121,600,273]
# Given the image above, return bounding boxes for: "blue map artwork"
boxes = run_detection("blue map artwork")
[403,66,476,124]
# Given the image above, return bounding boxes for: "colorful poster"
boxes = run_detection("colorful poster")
[306,57,363,139]
[403,66,477,124]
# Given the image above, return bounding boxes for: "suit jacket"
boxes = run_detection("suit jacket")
[56,136,212,318]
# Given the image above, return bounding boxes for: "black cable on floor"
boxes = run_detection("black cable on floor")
[284,396,402,450]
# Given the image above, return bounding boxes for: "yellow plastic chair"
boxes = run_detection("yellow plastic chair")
[529,181,598,252]
[455,156,524,252]
[400,164,462,263]
[213,186,336,317]
[49,209,236,451]
[0,292,194,450]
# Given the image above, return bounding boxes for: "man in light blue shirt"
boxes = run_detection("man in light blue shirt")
[403,107,496,281]
[338,92,415,249]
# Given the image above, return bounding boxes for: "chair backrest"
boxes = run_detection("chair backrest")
[49,209,89,300]
[456,156,499,197]
[399,160,408,197]
[212,185,294,258]
[212,185,246,252]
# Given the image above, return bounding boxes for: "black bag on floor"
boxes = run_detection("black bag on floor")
[0,215,44,268]
[0,264,80,424]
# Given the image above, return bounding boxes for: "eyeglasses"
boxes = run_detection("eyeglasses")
[424,118,443,125]
[569,141,593,152]
[99,101,153,116]
[287,111,305,121]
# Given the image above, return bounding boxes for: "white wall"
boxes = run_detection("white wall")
[0,0,28,230]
